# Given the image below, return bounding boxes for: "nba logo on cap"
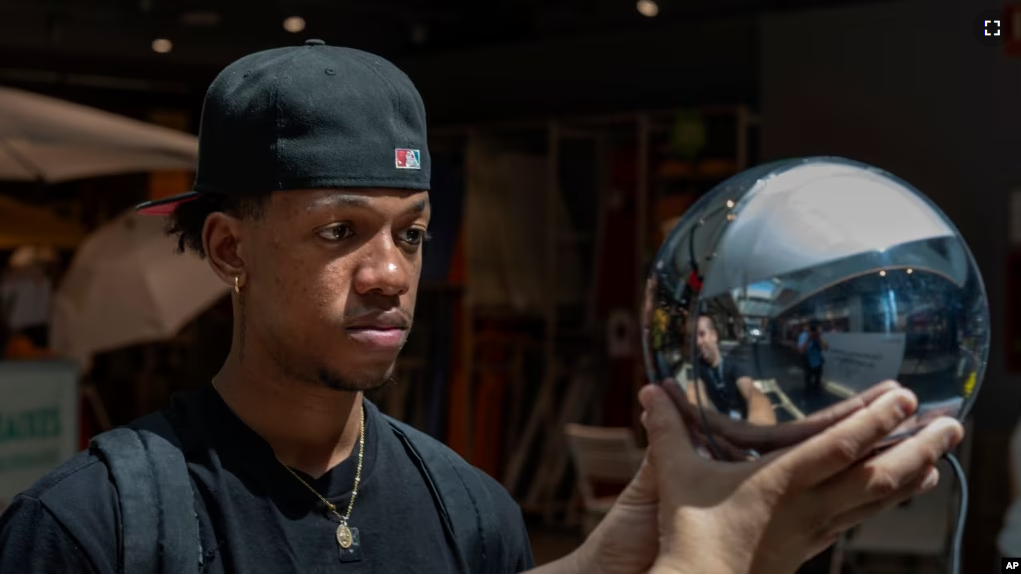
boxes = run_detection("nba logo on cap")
[395,148,421,170]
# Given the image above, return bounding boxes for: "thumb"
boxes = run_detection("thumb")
[615,454,658,506]
[639,384,697,482]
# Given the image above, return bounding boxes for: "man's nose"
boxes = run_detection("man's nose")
[351,234,411,297]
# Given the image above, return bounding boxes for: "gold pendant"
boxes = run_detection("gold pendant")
[336,524,353,549]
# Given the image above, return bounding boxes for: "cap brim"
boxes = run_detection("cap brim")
[136,192,201,215]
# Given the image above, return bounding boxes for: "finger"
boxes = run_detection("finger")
[639,384,698,482]
[819,417,963,513]
[615,455,659,506]
[669,380,902,453]
[749,381,904,449]
[850,380,906,406]
[780,381,903,435]
[815,466,940,543]
[690,423,749,461]
[660,380,751,461]
[661,377,697,419]
[778,388,919,487]
[664,380,760,450]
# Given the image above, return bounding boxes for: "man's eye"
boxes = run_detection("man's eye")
[401,228,431,246]
[318,224,354,241]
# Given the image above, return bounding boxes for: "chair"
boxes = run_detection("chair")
[564,423,644,535]
[830,418,975,573]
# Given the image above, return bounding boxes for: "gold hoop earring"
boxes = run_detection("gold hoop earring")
[234,276,241,295]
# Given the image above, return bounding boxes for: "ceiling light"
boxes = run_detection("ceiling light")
[152,38,173,53]
[284,16,306,33]
[637,0,659,17]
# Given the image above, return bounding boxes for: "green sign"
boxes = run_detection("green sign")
[0,407,63,444]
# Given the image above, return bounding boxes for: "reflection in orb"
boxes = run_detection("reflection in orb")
[642,157,990,461]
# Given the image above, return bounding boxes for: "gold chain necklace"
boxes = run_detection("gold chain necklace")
[210,381,365,549]
[276,405,365,549]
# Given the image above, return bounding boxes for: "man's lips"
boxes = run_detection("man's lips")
[345,326,407,349]
[345,309,411,349]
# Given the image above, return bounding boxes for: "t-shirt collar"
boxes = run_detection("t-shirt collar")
[198,384,381,501]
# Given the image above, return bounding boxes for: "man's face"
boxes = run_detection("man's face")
[696,316,719,360]
[241,188,430,391]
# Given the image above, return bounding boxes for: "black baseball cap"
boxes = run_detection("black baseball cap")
[137,39,430,215]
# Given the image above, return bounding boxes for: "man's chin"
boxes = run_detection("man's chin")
[316,364,398,393]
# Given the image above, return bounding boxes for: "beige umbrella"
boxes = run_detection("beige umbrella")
[50,209,229,372]
[0,195,86,249]
[0,86,197,183]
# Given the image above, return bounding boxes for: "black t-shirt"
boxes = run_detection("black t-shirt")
[696,355,751,420]
[0,386,534,573]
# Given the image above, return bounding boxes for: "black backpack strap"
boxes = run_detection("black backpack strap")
[89,411,200,574]
[386,416,497,574]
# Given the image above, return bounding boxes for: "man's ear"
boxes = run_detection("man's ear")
[203,212,247,289]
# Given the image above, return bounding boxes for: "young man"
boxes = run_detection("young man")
[799,319,829,393]
[0,41,964,573]
[690,314,777,425]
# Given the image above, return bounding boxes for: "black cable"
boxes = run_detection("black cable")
[944,451,967,575]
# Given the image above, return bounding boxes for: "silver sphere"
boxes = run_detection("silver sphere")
[641,157,989,461]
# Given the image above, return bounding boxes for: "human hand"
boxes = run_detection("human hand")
[666,378,901,459]
[568,381,909,573]
[641,382,963,573]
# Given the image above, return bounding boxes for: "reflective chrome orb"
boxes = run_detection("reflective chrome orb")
[642,157,989,461]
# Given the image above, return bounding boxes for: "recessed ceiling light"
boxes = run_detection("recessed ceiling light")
[283,16,306,33]
[637,0,659,17]
[152,38,173,53]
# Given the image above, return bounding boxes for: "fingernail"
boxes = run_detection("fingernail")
[638,385,658,411]
[886,389,917,418]
[921,468,939,490]
[640,396,654,413]
[638,394,649,411]
[928,418,964,450]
